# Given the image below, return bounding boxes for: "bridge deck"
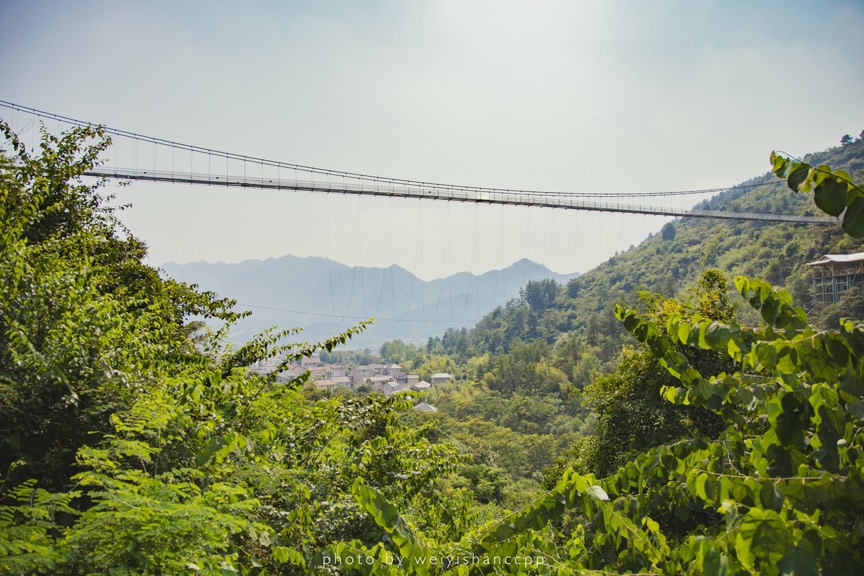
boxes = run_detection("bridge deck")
[85,167,836,225]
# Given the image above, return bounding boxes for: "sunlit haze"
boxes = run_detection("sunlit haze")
[2,0,862,279]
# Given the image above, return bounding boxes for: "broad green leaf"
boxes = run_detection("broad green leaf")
[759,482,784,512]
[841,196,864,237]
[351,480,424,560]
[704,322,731,347]
[703,549,729,576]
[777,544,819,576]
[272,547,305,566]
[787,164,810,192]
[848,399,864,420]
[678,322,692,344]
[813,177,846,216]
[770,152,789,176]
[776,346,798,374]
[735,508,790,571]
[824,337,849,367]
[694,473,710,502]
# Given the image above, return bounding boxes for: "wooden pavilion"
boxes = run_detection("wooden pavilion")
[806,252,864,304]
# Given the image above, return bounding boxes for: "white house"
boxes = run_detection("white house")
[431,373,453,385]
[413,402,438,413]
[314,379,337,392]
[332,376,351,388]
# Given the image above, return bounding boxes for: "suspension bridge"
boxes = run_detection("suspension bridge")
[0,100,835,225]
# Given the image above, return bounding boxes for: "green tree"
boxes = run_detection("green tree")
[320,147,864,575]
[332,276,864,575]
[661,222,676,240]
[520,279,560,315]
[584,270,733,477]
[0,122,466,574]
[485,339,550,396]
[379,338,422,366]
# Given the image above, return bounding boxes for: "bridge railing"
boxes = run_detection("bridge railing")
[82,167,836,225]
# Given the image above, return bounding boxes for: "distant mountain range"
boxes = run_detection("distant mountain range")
[161,256,578,346]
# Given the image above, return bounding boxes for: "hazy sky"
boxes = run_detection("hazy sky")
[2,0,863,280]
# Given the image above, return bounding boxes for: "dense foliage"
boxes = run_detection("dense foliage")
[0,122,462,574]
[3,119,864,575]
[332,278,864,574]
[324,140,864,574]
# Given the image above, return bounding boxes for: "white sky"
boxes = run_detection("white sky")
[1,0,863,280]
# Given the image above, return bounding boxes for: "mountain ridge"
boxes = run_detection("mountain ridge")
[161,256,578,346]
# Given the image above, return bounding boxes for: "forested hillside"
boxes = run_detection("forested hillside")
[4,118,864,575]
[561,137,864,331]
[427,136,864,361]
[360,136,864,573]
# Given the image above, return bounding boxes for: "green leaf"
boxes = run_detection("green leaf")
[776,346,798,374]
[704,322,731,347]
[735,508,790,571]
[584,485,609,501]
[787,164,810,192]
[841,196,864,237]
[777,544,819,576]
[760,298,780,326]
[813,177,847,216]
[771,152,790,177]
[351,480,424,559]
[824,337,849,367]
[759,482,784,512]
[703,549,729,576]
[677,322,692,344]
[848,399,864,421]
[272,547,290,563]
[695,473,710,501]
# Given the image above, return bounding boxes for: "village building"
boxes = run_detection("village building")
[276,365,306,383]
[368,375,395,389]
[431,373,453,385]
[327,363,348,378]
[332,375,352,388]
[314,379,337,392]
[413,402,438,413]
[308,367,327,381]
[383,381,412,394]
[807,252,864,304]
[247,365,272,377]
[300,355,324,369]
[386,364,407,380]
[247,357,283,377]
[351,365,378,385]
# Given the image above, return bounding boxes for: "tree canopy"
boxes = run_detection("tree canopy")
[3,118,864,574]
